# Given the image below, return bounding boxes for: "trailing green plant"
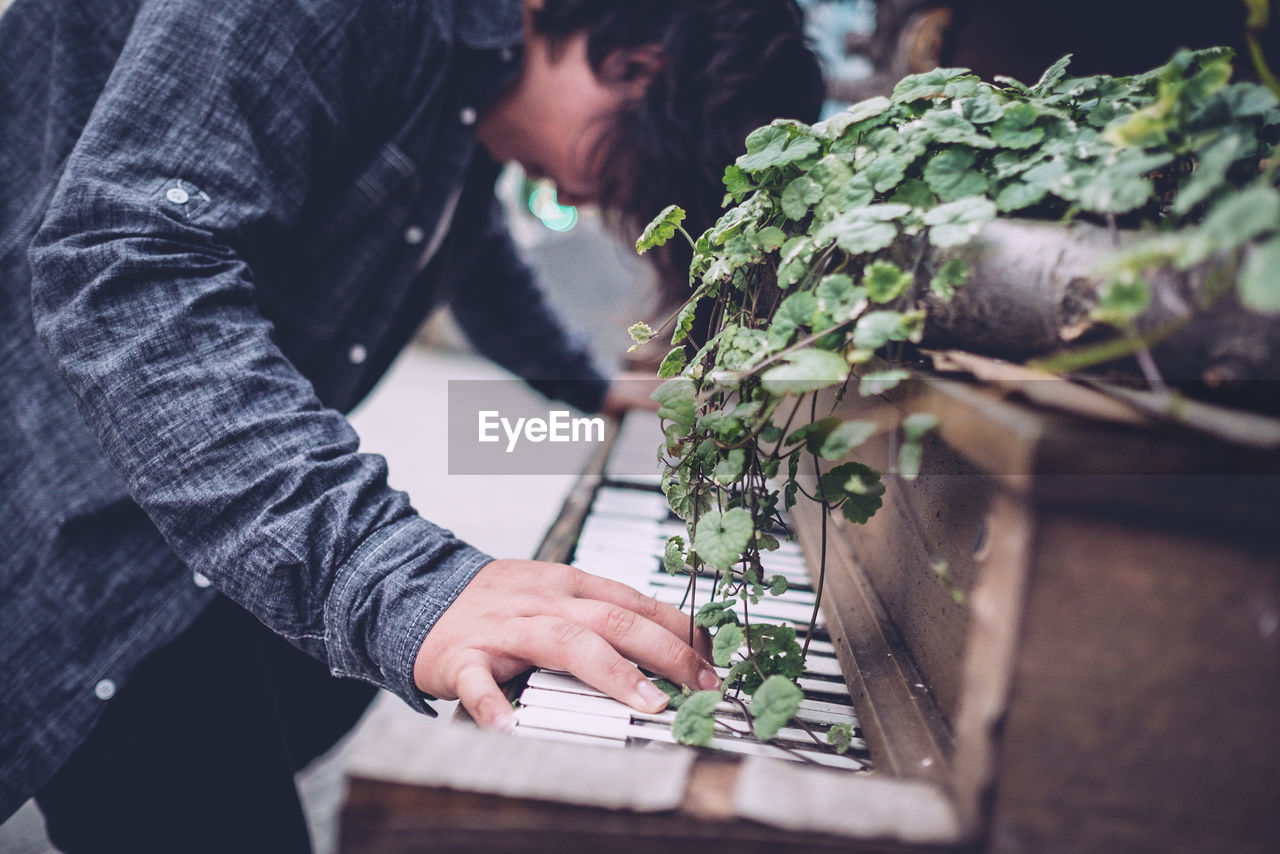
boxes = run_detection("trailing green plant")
[631,46,1278,751]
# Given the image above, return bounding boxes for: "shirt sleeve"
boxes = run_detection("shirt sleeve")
[27,0,489,712]
[449,191,612,414]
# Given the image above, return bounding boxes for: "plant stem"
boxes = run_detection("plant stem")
[803,394,828,662]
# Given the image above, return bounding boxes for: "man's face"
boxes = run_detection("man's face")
[476,31,629,208]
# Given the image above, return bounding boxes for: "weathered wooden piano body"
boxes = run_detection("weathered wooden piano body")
[340,363,1280,854]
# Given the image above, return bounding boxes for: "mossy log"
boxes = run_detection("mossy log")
[916,219,1280,393]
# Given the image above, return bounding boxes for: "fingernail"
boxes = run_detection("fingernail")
[636,680,669,710]
[492,710,516,733]
[697,666,721,691]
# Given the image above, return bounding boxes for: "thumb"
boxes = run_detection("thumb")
[453,655,517,732]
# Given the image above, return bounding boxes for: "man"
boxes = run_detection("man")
[0,0,823,848]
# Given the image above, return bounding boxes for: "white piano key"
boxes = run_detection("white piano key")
[521,676,860,729]
[516,704,867,770]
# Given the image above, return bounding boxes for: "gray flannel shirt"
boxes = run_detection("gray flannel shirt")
[0,0,609,816]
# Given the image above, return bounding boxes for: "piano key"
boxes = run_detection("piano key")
[523,674,860,730]
[516,705,868,771]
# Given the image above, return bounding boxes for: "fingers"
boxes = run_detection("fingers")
[552,598,720,696]
[453,655,516,732]
[509,616,677,713]
[570,571,714,661]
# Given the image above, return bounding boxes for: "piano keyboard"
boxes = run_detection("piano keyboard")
[513,481,873,773]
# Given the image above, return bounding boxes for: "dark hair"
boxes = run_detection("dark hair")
[531,0,825,301]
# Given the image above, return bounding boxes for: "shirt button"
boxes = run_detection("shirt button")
[404,225,425,245]
[94,679,117,701]
[459,106,477,126]
[192,571,212,588]
[165,187,190,205]
[499,46,514,62]
[348,344,368,365]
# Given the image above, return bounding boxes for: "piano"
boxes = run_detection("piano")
[340,359,1280,854]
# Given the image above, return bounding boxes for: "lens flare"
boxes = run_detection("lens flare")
[527,180,578,232]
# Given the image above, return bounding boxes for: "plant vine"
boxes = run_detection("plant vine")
[630,45,1278,750]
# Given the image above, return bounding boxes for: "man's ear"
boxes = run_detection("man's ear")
[600,44,666,98]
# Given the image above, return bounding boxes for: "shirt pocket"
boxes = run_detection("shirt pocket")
[288,141,422,339]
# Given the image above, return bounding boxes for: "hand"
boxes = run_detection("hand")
[599,371,664,418]
[413,559,718,731]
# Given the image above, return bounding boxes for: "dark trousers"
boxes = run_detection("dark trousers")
[35,596,378,854]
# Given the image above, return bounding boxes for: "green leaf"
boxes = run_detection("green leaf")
[923,148,989,202]
[662,479,710,521]
[930,259,968,299]
[768,291,819,348]
[1094,274,1151,327]
[816,274,867,322]
[817,420,877,459]
[776,236,817,288]
[902,412,940,441]
[942,75,983,99]
[712,623,745,667]
[1173,133,1241,216]
[864,154,908,193]
[737,125,821,173]
[713,448,747,485]
[922,111,996,149]
[1240,237,1280,315]
[692,507,754,570]
[852,310,909,350]
[761,349,850,395]
[769,574,789,595]
[818,462,885,524]
[672,690,721,746]
[994,179,1048,212]
[651,378,696,431]
[657,346,688,378]
[989,101,1045,149]
[923,196,997,248]
[663,535,686,576]
[958,93,1004,124]
[1073,151,1173,214]
[694,599,740,628]
[892,67,973,103]
[672,300,697,345]
[899,440,924,480]
[1031,54,1073,95]
[813,212,899,256]
[786,415,840,448]
[890,178,937,208]
[627,321,653,351]
[816,174,876,227]
[864,260,912,303]
[651,678,686,709]
[781,175,824,220]
[723,164,754,204]
[751,675,803,741]
[859,369,910,396]
[755,226,787,252]
[817,96,892,139]
[826,723,857,754]
[1197,181,1280,259]
[636,204,686,254]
